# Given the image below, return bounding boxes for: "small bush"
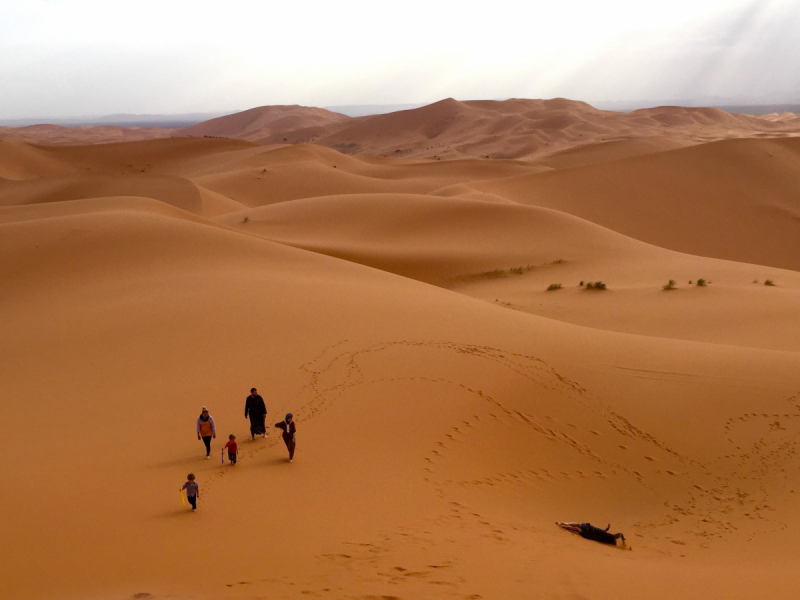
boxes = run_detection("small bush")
[689,280,693,284]
[509,267,525,275]
[663,280,676,290]
[765,279,776,286]
[579,281,585,286]
[753,279,759,284]
[585,281,607,290]
[482,269,505,278]
[547,283,562,291]
[242,216,249,224]
[697,278,707,287]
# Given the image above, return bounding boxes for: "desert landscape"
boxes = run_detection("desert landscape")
[2,93,800,600]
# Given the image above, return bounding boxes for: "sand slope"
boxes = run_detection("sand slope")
[0,123,176,145]
[7,98,800,160]
[3,131,800,600]
[252,98,800,159]
[477,137,800,271]
[180,104,351,141]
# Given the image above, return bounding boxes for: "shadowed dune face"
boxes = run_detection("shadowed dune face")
[3,127,800,600]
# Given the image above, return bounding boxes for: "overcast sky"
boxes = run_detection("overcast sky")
[1,0,799,118]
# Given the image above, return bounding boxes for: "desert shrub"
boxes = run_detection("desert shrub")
[663,280,676,290]
[482,269,505,278]
[697,278,707,287]
[242,216,249,224]
[510,267,525,275]
[547,283,562,291]
[765,279,776,286]
[579,281,584,286]
[585,281,607,290]
[753,279,759,284]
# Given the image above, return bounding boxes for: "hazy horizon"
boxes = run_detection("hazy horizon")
[2,0,799,120]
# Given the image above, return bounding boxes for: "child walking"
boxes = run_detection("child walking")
[275,413,296,462]
[181,473,199,511]
[223,434,238,465]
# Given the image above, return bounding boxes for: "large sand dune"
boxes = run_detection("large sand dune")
[2,121,800,600]
[5,98,800,160]
[180,104,351,141]
[476,137,800,271]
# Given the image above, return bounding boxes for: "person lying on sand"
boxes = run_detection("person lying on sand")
[181,473,199,512]
[196,406,216,459]
[245,388,267,440]
[275,413,296,463]
[557,522,626,547]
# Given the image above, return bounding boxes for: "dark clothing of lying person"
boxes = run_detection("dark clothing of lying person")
[557,522,627,547]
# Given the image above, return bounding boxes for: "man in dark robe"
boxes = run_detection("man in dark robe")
[244,388,267,439]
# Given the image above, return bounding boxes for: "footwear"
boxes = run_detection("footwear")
[205,456,210,460]
[192,508,197,512]
[289,459,293,463]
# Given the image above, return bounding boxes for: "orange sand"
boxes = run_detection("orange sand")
[2,104,800,600]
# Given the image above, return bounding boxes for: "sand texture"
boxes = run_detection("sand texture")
[2,109,800,600]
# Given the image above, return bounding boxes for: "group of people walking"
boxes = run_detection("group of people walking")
[195,388,297,462]
[183,388,297,511]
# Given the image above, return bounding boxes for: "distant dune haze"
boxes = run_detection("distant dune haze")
[3,98,800,600]
[3,98,800,161]
[180,104,351,140]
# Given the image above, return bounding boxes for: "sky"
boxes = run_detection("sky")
[1,0,799,118]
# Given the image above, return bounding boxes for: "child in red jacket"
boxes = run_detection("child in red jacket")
[223,434,238,465]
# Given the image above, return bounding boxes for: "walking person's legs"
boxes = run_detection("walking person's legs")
[202,436,212,457]
[283,435,295,461]
[188,495,197,511]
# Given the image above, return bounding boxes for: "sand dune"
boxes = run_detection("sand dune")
[477,137,800,271]
[207,98,800,160]
[3,120,800,600]
[0,140,74,179]
[0,123,175,145]
[180,104,351,141]
[216,191,800,351]
[6,98,800,160]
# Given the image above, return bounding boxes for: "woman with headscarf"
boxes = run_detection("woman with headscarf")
[196,406,216,459]
[244,387,267,440]
[275,413,296,463]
